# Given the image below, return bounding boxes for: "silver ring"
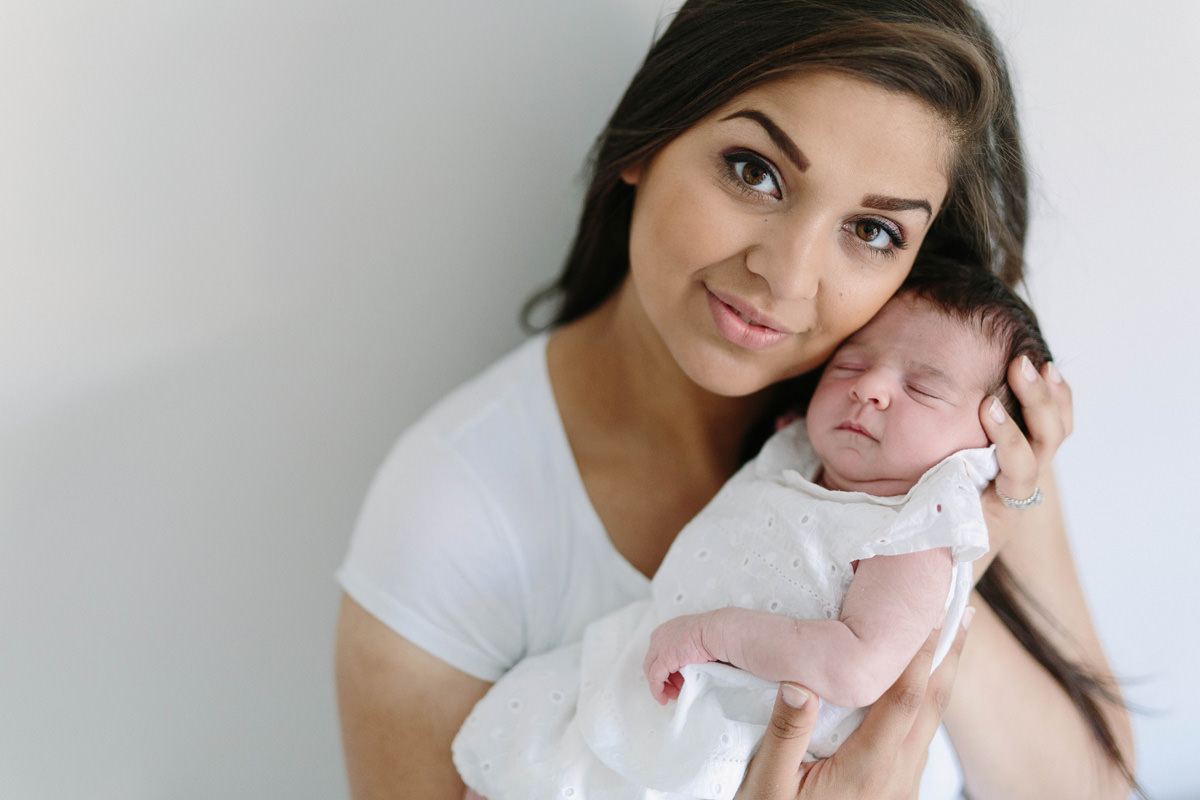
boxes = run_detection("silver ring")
[995,486,1044,510]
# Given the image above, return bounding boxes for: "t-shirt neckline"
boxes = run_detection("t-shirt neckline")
[534,332,651,590]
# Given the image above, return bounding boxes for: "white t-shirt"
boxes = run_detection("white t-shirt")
[336,334,965,797]
[337,333,649,682]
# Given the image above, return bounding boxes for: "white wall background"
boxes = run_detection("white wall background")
[1,1,1195,798]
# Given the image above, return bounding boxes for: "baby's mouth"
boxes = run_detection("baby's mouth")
[836,421,877,442]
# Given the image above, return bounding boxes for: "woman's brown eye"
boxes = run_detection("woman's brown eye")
[724,154,780,198]
[742,163,767,186]
[852,219,897,250]
[855,220,880,240]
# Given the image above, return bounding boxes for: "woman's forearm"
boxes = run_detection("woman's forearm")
[944,599,1133,799]
[944,474,1134,799]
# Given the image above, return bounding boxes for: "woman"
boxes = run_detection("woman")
[335,1,1135,797]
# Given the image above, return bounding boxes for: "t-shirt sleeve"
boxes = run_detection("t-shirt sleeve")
[337,423,529,683]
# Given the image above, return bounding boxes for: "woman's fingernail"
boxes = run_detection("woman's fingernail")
[1021,355,1038,382]
[961,606,976,631]
[1047,362,1063,384]
[989,397,1006,424]
[781,682,810,709]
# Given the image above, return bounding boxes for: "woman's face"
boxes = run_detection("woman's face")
[621,71,953,397]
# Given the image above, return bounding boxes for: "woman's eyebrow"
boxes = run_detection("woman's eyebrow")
[720,109,810,172]
[861,194,933,222]
[721,110,934,220]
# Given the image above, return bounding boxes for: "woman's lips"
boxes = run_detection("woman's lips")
[705,287,794,351]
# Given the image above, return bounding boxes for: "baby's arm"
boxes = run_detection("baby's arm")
[643,548,953,709]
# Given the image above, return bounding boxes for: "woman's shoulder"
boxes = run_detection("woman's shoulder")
[360,332,568,544]
[339,334,645,680]
[409,333,554,449]
[337,335,563,680]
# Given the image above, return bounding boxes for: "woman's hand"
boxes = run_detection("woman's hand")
[734,610,973,799]
[977,358,1072,560]
[981,357,1072,500]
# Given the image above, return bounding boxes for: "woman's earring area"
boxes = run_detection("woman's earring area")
[620,160,644,186]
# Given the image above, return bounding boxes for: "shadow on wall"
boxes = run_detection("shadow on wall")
[0,1,669,796]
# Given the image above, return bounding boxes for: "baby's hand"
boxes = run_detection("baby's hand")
[642,612,717,705]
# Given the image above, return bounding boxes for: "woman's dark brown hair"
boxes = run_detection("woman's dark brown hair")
[522,0,1137,793]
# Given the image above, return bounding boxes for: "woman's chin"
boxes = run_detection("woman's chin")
[682,358,794,399]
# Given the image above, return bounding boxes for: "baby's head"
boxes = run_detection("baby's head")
[806,257,1051,496]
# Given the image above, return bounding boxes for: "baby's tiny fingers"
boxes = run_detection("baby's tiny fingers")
[646,669,668,704]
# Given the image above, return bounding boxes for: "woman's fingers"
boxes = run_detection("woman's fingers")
[1008,356,1070,465]
[979,394,1038,505]
[845,625,939,762]
[905,607,973,754]
[735,683,819,799]
[734,618,975,799]
[980,357,1073,503]
[1043,362,1074,438]
[826,613,972,799]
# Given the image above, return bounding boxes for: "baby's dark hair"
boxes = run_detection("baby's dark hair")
[898,255,1052,436]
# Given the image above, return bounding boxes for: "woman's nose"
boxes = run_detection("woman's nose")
[744,217,823,300]
[850,370,891,409]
